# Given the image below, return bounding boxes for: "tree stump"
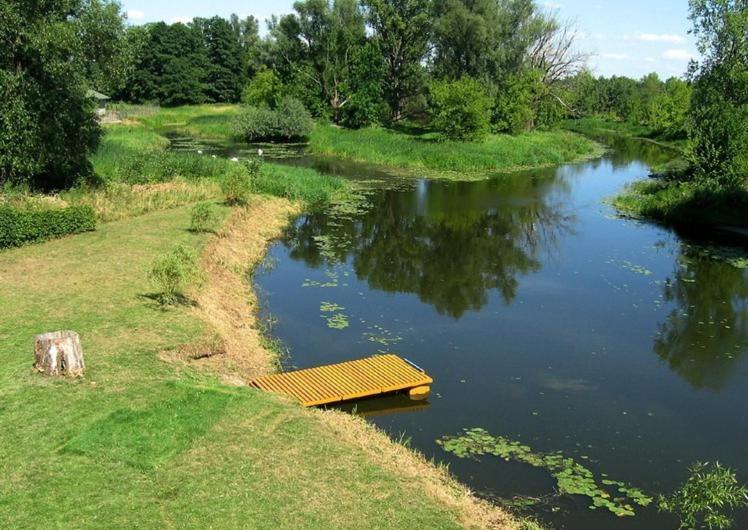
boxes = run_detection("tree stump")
[34,331,85,377]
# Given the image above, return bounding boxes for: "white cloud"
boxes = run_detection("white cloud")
[602,53,629,60]
[169,16,192,24]
[638,33,686,44]
[126,9,145,21]
[645,57,657,63]
[542,2,564,9]
[663,49,694,61]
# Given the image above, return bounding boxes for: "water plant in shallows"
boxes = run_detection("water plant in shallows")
[658,462,748,530]
[437,428,653,518]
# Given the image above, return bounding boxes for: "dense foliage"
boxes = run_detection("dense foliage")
[0,0,114,189]
[0,205,96,248]
[687,0,747,189]
[429,77,492,141]
[232,97,314,142]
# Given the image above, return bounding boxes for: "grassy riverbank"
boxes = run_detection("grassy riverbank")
[564,117,688,153]
[309,124,603,179]
[563,119,748,230]
[613,179,748,229]
[0,203,526,528]
[0,111,534,528]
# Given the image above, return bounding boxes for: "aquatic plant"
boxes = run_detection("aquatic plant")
[658,462,748,530]
[437,428,652,517]
[324,313,349,330]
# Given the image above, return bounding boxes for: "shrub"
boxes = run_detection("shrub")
[492,72,537,135]
[148,244,200,305]
[220,163,253,205]
[429,77,492,142]
[189,202,219,233]
[659,462,748,530]
[0,205,96,249]
[104,151,232,185]
[231,97,314,142]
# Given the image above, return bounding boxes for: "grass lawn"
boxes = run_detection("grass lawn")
[0,204,521,529]
[309,124,603,179]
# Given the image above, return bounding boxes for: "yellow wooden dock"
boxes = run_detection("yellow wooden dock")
[250,354,433,407]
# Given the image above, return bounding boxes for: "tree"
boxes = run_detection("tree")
[687,0,748,188]
[430,77,492,141]
[124,22,209,105]
[76,0,131,94]
[229,14,264,79]
[199,16,244,102]
[362,0,433,121]
[271,0,367,121]
[341,42,387,128]
[432,0,541,83]
[0,0,101,188]
[242,68,284,107]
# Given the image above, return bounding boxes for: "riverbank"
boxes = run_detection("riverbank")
[0,199,532,529]
[309,124,604,179]
[563,117,688,153]
[562,119,748,231]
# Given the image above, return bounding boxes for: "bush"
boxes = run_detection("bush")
[658,462,748,530]
[220,163,253,205]
[231,97,314,142]
[429,77,492,141]
[492,72,537,135]
[189,202,219,233]
[0,205,96,249]
[148,244,200,305]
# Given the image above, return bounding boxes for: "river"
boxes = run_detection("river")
[173,134,748,529]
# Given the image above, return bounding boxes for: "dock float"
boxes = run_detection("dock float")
[250,354,433,407]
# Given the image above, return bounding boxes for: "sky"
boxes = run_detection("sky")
[120,0,699,79]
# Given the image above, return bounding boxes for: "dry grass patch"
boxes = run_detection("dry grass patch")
[185,196,300,382]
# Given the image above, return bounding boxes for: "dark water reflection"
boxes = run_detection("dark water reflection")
[183,131,748,529]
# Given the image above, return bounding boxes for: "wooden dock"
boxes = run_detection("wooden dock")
[250,354,433,407]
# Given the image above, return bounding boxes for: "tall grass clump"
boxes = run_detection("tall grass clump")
[254,164,346,205]
[148,244,200,305]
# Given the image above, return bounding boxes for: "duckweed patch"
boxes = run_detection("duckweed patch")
[437,428,652,518]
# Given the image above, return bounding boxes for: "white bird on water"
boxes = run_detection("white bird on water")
[257,148,264,157]
[197,150,203,155]
[231,157,239,162]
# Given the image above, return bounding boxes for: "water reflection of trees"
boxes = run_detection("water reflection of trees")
[655,254,748,390]
[283,174,574,318]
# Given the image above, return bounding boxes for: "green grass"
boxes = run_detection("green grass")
[124,103,239,139]
[564,117,689,153]
[0,206,474,529]
[308,124,603,179]
[612,179,748,229]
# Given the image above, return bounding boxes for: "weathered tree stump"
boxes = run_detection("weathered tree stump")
[34,331,85,377]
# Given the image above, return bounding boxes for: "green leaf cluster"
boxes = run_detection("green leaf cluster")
[0,205,96,249]
[437,428,653,517]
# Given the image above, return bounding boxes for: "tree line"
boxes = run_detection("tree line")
[1,0,745,191]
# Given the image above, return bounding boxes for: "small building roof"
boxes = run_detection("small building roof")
[86,89,110,100]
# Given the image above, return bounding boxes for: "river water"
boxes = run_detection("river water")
[174,134,748,529]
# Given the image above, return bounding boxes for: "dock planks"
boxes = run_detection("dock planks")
[250,354,433,407]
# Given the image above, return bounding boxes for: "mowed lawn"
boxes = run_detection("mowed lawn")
[0,207,468,529]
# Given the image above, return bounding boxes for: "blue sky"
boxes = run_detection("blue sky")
[121,0,698,79]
